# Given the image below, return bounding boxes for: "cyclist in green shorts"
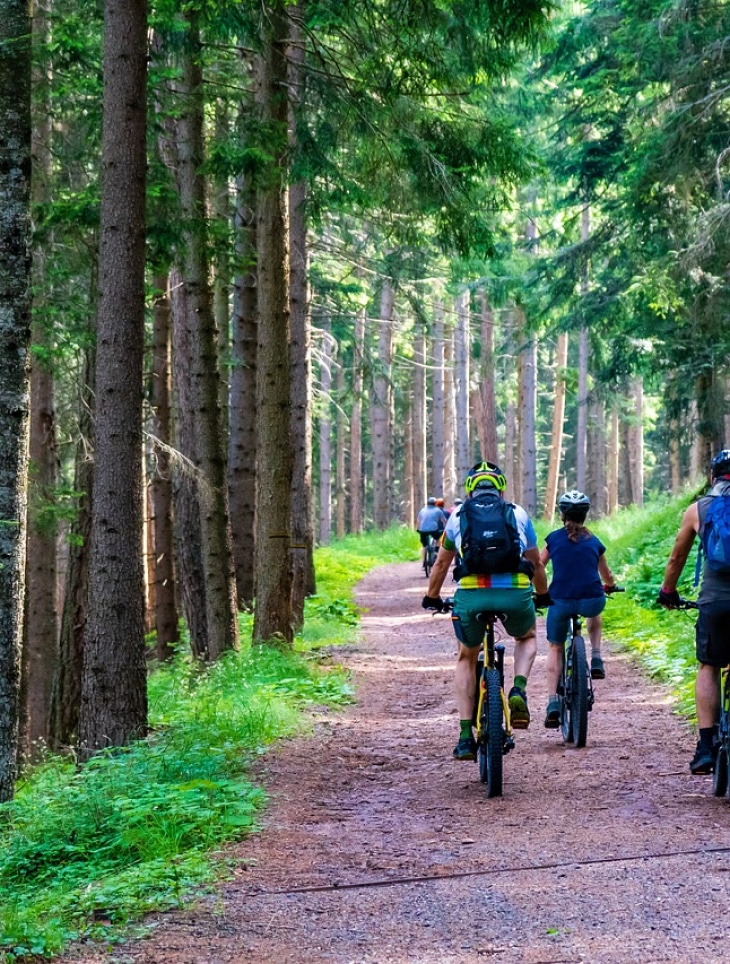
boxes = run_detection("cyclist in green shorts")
[422,461,550,760]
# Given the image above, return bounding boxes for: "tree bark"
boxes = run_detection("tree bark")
[288,7,315,625]
[318,318,333,545]
[0,0,32,799]
[412,319,427,512]
[169,9,239,659]
[517,306,537,515]
[349,310,365,534]
[628,376,644,507]
[430,301,445,498]
[253,0,294,644]
[608,403,620,514]
[228,162,257,609]
[79,0,148,754]
[22,0,57,757]
[478,288,498,463]
[443,313,455,501]
[454,291,470,490]
[50,343,94,751]
[371,282,394,528]
[149,274,179,660]
[543,332,568,520]
[170,271,208,659]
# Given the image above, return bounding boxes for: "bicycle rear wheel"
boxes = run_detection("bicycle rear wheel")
[560,649,572,744]
[478,667,503,797]
[713,742,728,797]
[570,635,589,748]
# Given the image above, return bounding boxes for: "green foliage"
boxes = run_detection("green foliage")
[590,493,702,720]
[0,527,416,957]
[0,647,351,957]
[299,525,418,650]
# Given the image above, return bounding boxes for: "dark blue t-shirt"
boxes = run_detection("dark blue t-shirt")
[545,527,606,599]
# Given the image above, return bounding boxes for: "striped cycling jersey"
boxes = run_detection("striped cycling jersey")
[442,501,537,590]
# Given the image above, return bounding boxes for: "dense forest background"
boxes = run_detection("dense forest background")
[1,0,729,797]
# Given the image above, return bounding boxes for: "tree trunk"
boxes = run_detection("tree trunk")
[454,291,470,491]
[587,395,606,516]
[517,306,537,515]
[228,163,257,609]
[443,313,455,501]
[335,361,347,538]
[576,204,591,491]
[318,318,333,545]
[0,0,32,799]
[212,100,231,439]
[288,7,315,624]
[430,301,445,498]
[22,0,57,757]
[371,282,394,529]
[607,403,619,514]
[576,326,589,491]
[50,343,94,751]
[628,376,644,507]
[170,271,208,659]
[543,331,568,519]
[478,288,498,463]
[253,0,294,644]
[349,309,365,534]
[169,9,239,659]
[79,0,148,755]
[149,274,179,660]
[412,319,427,511]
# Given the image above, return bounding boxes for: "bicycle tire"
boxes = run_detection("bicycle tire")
[478,667,503,797]
[570,635,589,748]
[560,647,573,744]
[713,742,729,797]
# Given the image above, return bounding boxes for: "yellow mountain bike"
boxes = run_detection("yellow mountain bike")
[442,598,514,798]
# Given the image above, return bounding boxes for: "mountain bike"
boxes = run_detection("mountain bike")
[713,658,730,801]
[557,587,624,749]
[671,599,730,800]
[423,535,439,577]
[664,598,730,795]
[441,598,514,797]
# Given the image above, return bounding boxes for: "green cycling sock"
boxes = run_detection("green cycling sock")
[514,675,528,692]
[459,719,473,740]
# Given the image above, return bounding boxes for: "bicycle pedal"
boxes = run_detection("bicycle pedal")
[503,735,515,754]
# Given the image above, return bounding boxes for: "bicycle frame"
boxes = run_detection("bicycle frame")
[473,614,513,743]
[565,613,595,709]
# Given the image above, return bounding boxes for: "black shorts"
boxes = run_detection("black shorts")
[696,600,730,667]
[418,530,442,547]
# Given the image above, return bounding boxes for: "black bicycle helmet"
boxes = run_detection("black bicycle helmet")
[558,490,591,521]
[711,449,730,479]
[464,460,506,494]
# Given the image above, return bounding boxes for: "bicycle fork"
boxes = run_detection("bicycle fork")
[475,642,514,754]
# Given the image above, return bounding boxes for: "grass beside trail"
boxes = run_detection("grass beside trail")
[0,526,417,961]
[584,492,703,721]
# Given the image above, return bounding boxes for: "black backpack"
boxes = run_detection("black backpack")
[454,491,523,579]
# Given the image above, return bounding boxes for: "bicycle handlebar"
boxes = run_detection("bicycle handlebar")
[677,598,699,610]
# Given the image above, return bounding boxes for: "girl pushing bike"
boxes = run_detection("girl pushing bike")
[540,490,619,729]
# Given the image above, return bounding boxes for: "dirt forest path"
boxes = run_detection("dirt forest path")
[68,561,730,964]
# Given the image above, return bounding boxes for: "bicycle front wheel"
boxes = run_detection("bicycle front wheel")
[570,635,589,748]
[478,667,503,798]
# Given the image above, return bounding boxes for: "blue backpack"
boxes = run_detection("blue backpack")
[694,496,730,585]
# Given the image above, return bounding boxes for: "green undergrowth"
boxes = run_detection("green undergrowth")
[0,525,416,961]
[588,490,704,721]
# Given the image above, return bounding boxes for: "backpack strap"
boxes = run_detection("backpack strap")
[694,541,703,588]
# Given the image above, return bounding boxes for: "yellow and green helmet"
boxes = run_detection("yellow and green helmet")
[464,460,506,494]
